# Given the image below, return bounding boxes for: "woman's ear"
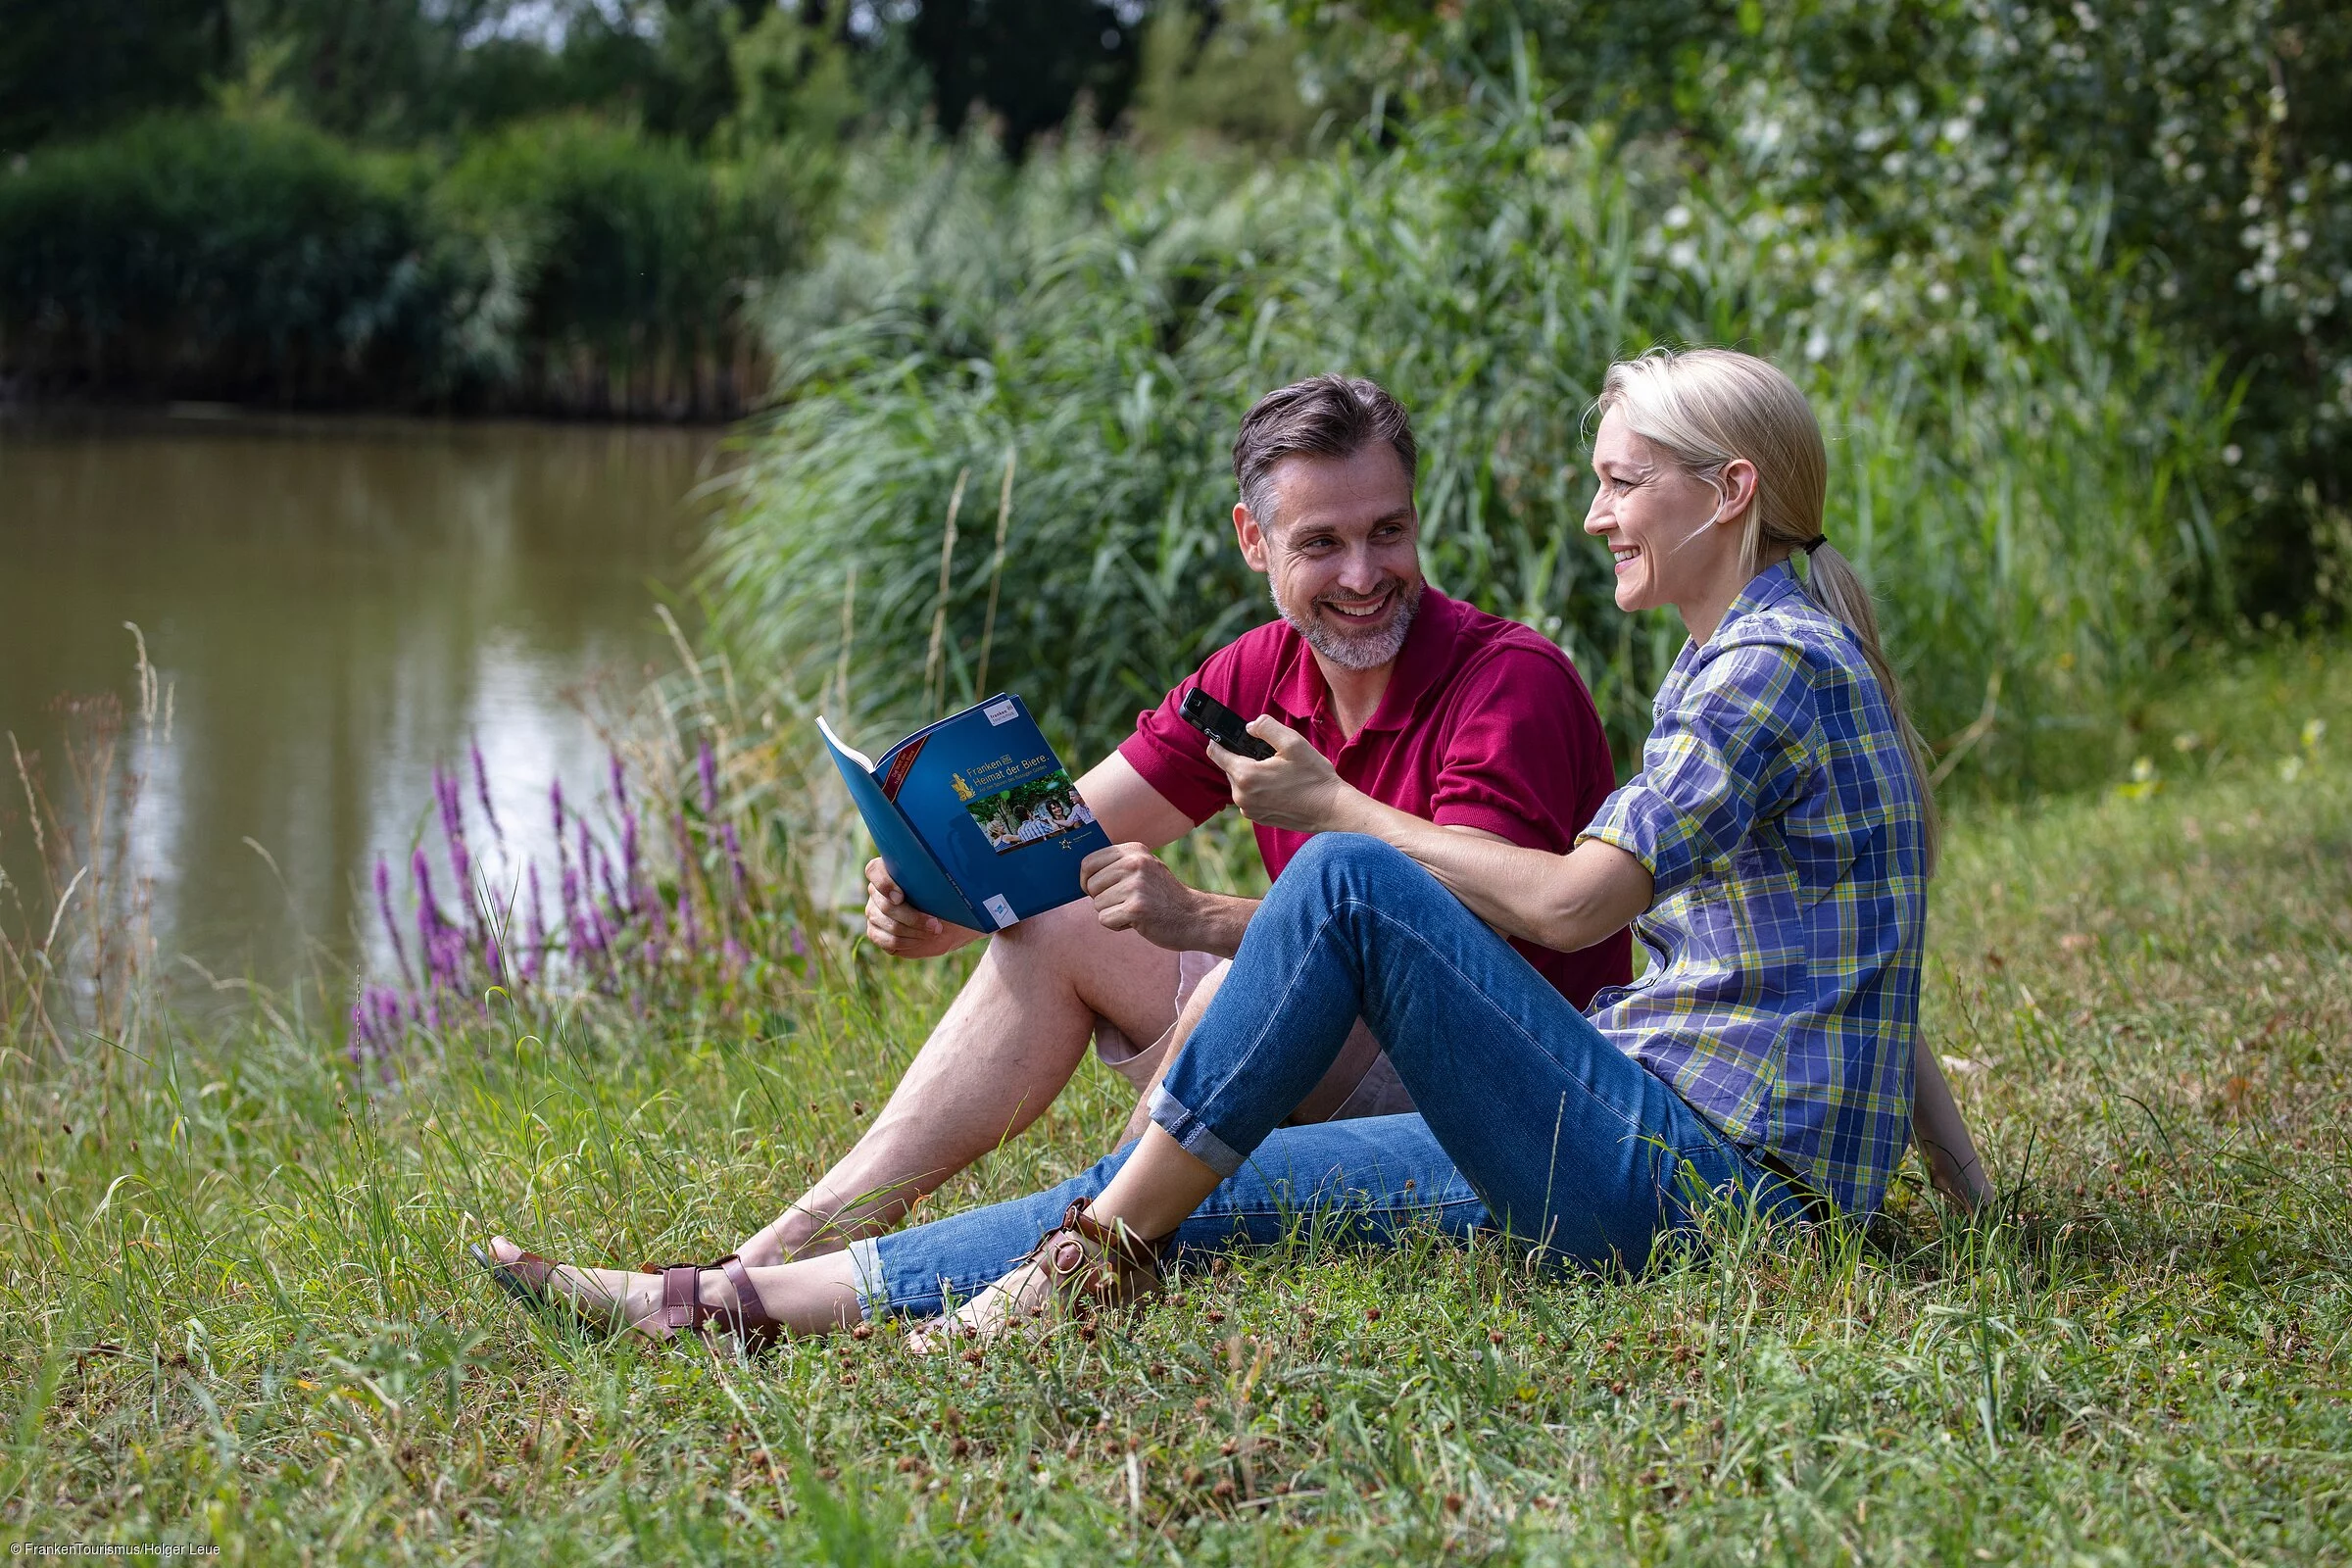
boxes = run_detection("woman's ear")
[1716,458,1762,527]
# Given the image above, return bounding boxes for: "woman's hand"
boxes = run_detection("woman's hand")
[1207,715,1363,834]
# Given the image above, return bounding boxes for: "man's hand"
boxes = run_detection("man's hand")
[1210,715,1362,834]
[1081,843,1210,952]
[863,857,982,958]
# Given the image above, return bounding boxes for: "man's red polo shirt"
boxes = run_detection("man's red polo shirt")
[1118,588,1632,1008]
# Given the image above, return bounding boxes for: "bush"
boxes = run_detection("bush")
[0,114,454,402]
[436,114,808,416]
[706,99,2238,790]
[0,111,814,416]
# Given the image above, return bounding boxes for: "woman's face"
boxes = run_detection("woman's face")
[1583,408,1739,616]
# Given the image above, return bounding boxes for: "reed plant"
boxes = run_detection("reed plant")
[709,88,2239,789]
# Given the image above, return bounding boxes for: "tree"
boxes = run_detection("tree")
[0,0,231,153]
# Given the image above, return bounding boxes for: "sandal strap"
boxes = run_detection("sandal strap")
[660,1265,701,1332]
[715,1254,782,1347]
[640,1256,782,1348]
[1058,1199,1169,1272]
[1028,1200,1168,1302]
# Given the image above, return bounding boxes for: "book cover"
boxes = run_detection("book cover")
[819,694,1112,931]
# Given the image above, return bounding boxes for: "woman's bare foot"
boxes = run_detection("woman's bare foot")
[906,1255,1058,1353]
[483,1236,747,1343]
[906,1200,1166,1353]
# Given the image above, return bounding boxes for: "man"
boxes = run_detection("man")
[731,374,1631,1267]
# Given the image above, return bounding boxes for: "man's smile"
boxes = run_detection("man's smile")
[1318,584,1399,621]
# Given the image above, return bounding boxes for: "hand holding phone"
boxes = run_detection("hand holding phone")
[1178,686,1276,760]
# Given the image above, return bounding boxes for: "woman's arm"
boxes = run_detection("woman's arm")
[1212,717,1651,954]
[1911,1040,1990,1212]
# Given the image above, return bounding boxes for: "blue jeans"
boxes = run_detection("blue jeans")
[852,1114,1486,1317]
[851,834,1806,1316]
[1150,834,1811,1268]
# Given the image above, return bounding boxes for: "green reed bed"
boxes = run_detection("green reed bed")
[0,643,2345,1562]
[709,90,2238,788]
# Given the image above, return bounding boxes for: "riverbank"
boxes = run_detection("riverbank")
[1,643,2344,1560]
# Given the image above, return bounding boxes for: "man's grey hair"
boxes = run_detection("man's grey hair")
[1232,374,1419,528]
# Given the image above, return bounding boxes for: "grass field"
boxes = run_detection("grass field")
[2,644,2347,1564]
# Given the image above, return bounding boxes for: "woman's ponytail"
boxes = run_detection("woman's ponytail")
[1793,541,1939,872]
[1598,349,1940,873]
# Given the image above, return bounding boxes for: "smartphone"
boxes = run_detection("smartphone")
[1178,686,1276,760]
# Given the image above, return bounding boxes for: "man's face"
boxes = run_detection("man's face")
[1235,444,1424,671]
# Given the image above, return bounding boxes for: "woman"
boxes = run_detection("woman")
[481,348,1975,1348]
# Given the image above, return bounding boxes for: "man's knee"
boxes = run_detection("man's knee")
[981,895,1103,974]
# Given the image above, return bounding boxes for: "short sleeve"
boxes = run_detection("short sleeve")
[1579,639,1816,897]
[1116,642,1250,826]
[1428,647,1606,853]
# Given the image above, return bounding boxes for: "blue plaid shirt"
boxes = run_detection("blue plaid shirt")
[1579,563,1929,1216]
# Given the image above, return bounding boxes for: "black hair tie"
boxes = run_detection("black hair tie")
[1798,535,1830,556]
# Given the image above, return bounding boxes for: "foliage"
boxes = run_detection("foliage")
[907,0,1147,155]
[0,0,228,153]
[435,113,810,414]
[709,94,2238,788]
[3,647,2346,1559]
[0,111,813,416]
[1129,1,1322,152]
[2,0,1144,161]
[0,115,460,405]
[1285,0,2352,618]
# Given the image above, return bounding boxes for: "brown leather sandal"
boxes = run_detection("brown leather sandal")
[633,1254,785,1351]
[471,1244,783,1351]
[910,1200,1168,1350]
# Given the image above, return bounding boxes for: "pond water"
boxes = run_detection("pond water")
[0,408,719,1009]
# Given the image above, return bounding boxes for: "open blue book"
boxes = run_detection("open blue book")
[818,694,1111,931]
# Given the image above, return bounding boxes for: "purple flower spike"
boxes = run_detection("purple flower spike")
[643,875,668,954]
[374,853,414,989]
[551,778,568,859]
[619,808,643,914]
[790,927,807,958]
[561,864,589,965]
[609,748,629,811]
[436,766,475,931]
[471,738,504,846]
[698,740,718,817]
[595,841,628,923]
[414,849,459,992]
[524,864,548,984]
[434,765,466,850]
[718,821,750,909]
[676,884,700,956]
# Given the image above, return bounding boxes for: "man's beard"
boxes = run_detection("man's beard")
[1271,576,1423,671]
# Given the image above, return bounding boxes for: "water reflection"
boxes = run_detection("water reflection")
[0,409,717,1007]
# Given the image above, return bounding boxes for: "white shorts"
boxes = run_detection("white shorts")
[1092,950,1416,1123]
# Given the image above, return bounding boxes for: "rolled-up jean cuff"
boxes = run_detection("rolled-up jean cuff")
[843,1237,887,1320]
[1147,1082,1247,1178]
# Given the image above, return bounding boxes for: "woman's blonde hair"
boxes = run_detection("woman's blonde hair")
[1596,346,1938,870]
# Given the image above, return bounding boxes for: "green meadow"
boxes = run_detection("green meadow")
[3,643,2344,1564]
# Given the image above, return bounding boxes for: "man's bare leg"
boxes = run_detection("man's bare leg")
[734,899,1185,1267]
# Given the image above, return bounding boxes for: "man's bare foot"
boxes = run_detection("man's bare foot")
[482,1236,752,1343]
